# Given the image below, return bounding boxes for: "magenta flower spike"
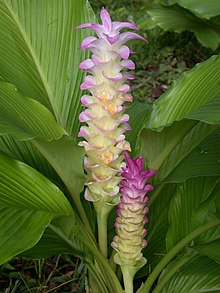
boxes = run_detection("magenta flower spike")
[76,8,146,204]
[112,153,157,278]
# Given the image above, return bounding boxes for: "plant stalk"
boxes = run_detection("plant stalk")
[94,200,113,259]
[137,219,220,293]
[96,209,108,258]
[121,265,136,293]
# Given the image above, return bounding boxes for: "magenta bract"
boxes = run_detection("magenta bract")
[112,153,157,267]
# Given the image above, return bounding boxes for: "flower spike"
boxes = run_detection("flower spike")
[76,8,146,204]
[112,153,157,273]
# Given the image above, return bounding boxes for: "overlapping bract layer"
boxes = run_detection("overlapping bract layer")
[112,153,157,267]
[76,8,145,203]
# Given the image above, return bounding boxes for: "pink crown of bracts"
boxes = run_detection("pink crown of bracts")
[76,8,146,203]
[112,153,157,267]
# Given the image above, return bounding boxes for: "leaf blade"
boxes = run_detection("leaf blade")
[0,152,73,263]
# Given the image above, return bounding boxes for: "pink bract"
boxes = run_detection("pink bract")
[112,153,157,267]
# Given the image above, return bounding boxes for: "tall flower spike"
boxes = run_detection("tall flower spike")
[112,153,157,289]
[76,8,146,204]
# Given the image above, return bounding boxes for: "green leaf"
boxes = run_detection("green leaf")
[160,0,220,18]
[145,2,220,50]
[0,152,73,264]
[22,215,89,260]
[0,82,66,140]
[21,227,75,259]
[137,183,176,278]
[32,136,85,199]
[31,136,92,236]
[166,177,219,251]
[191,185,220,244]
[161,255,220,293]
[194,240,220,264]
[148,55,220,130]
[127,100,152,153]
[23,217,112,293]
[0,135,63,187]
[0,0,95,137]
[141,121,220,183]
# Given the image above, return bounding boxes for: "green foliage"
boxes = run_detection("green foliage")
[142,0,220,50]
[0,152,73,264]
[148,55,220,128]
[160,0,220,18]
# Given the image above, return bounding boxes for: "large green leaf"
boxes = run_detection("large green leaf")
[141,121,220,183]
[32,136,85,199]
[160,0,220,18]
[0,135,63,187]
[194,240,220,264]
[0,82,65,140]
[31,136,89,233]
[0,152,73,264]
[21,227,75,259]
[127,100,152,154]
[148,54,220,130]
[22,219,113,293]
[22,215,90,260]
[145,2,220,50]
[160,255,220,293]
[166,177,219,251]
[137,184,176,278]
[191,183,220,244]
[0,0,95,137]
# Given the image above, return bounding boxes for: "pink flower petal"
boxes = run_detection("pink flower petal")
[121,60,135,70]
[76,22,105,36]
[80,95,94,106]
[81,36,97,49]
[92,54,108,65]
[119,32,147,44]
[121,123,132,131]
[80,76,97,90]
[80,59,94,70]
[104,72,123,81]
[116,114,130,123]
[119,45,130,59]
[113,21,139,31]
[122,73,135,80]
[106,34,120,44]
[100,7,112,33]
[118,84,130,93]
[75,23,92,30]
[78,126,94,138]
[79,111,90,122]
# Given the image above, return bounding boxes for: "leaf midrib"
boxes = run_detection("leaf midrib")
[3,0,58,121]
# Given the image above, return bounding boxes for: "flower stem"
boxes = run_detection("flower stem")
[137,219,220,293]
[94,200,113,258]
[97,209,108,258]
[121,266,136,293]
